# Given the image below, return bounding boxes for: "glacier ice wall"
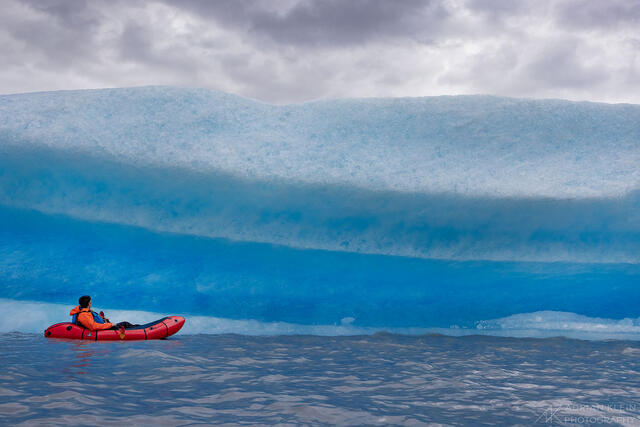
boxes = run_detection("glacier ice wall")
[3,86,640,198]
[2,87,640,263]
[0,87,639,333]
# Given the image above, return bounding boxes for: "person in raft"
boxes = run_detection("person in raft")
[70,295,138,331]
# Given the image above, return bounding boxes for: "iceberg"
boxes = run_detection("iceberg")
[1,87,638,334]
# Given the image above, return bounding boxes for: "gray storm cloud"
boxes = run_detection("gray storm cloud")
[161,0,449,46]
[0,0,638,104]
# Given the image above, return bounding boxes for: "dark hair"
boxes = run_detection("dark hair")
[79,295,91,308]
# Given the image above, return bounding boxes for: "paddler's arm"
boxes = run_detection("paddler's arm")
[79,312,113,330]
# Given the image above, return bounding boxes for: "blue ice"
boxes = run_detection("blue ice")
[0,87,639,336]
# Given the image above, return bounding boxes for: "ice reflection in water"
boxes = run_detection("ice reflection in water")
[1,332,639,426]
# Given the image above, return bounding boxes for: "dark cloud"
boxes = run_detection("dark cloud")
[20,0,99,31]
[556,0,640,30]
[118,23,154,63]
[0,0,638,104]
[0,1,102,69]
[161,0,449,47]
[465,0,530,17]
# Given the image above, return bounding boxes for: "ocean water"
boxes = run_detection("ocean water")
[1,87,640,425]
[2,333,640,426]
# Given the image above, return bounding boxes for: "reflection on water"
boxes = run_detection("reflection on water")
[1,332,640,425]
[68,341,100,376]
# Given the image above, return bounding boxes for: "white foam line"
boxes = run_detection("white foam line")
[2,299,639,340]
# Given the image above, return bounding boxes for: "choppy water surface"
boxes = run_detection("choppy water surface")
[2,333,639,426]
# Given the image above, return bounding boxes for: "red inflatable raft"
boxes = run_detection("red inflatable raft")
[44,316,185,341]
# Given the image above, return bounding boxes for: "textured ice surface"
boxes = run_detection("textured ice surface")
[2,86,640,198]
[0,87,639,334]
[1,87,639,263]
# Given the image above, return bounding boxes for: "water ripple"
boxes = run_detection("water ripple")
[1,333,639,426]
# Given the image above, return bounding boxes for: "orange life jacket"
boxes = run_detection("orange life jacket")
[69,306,114,331]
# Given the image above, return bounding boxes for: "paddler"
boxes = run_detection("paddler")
[69,295,138,332]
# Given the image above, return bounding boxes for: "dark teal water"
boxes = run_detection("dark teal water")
[2,333,639,426]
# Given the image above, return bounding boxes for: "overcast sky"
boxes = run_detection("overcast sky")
[1,0,639,104]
